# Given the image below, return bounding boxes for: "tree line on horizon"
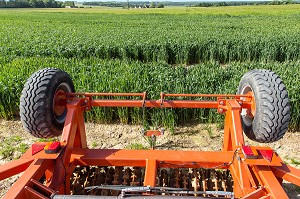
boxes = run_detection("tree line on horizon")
[1,0,299,8]
[82,1,165,8]
[0,0,74,8]
[193,0,298,7]
[82,0,300,8]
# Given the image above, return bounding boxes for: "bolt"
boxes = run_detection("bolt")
[241,158,245,161]
[85,107,89,110]
[220,101,224,105]
[239,101,242,105]
[219,108,223,113]
[84,100,88,104]
[67,100,71,103]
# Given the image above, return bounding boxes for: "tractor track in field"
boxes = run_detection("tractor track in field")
[0,119,299,198]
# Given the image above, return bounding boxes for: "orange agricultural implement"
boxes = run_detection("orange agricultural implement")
[0,68,299,198]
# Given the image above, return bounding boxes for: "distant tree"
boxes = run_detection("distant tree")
[1,0,62,7]
[157,3,164,8]
[0,0,6,7]
[44,0,53,7]
[30,0,45,7]
[36,0,45,7]
[150,1,155,8]
[6,0,15,7]
[64,1,74,7]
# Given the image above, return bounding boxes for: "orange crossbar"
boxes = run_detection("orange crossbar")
[66,92,253,109]
[90,100,220,108]
[68,92,251,99]
[71,149,234,168]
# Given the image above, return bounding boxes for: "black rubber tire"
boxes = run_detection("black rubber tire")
[238,69,290,143]
[20,68,75,138]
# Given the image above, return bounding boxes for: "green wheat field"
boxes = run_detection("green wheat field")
[0,5,299,130]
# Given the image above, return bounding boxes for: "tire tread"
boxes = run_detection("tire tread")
[238,69,290,143]
[20,68,74,138]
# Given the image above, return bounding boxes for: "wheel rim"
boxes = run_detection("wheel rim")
[53,82,72,124]
[241,85,256,126]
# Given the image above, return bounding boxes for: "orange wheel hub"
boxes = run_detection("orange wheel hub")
[246,91,256,118]
[54,90,67,116]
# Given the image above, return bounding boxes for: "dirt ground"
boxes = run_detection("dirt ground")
[0,119,299,198]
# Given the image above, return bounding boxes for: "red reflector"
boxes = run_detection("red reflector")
[242,146,258,159]
[44,141,60,154]
[258,149,273,162]
[32,143,46,155]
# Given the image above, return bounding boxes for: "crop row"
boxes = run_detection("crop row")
[1,10,300,64]
[0,58,299,131]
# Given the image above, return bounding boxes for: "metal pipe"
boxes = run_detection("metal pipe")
[90,100,219,108]
[53,195,227,199]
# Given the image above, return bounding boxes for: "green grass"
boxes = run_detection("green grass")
[291,159,300,166]
[126,143,148,150]
[203,125,214,139]
[91,141,98,148]
[0,136,29,160]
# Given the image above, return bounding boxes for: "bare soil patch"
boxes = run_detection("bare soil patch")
[0,120,299,198]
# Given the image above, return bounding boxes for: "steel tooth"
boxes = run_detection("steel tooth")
[83,167,93,189]
[155,166,163,187]
[123,167,131,186]
[181,168,189,190]
[226,170,234,192]
[199,169,208,197]
[90,167,101,195]
[220,170,227,192]
[111,167,122,196]
[170,169,180,188]
[188,169,193,191]
[87,167,97,195]
[140,167,145,186]
[71,167,80,194]
[211,170,219,192]
[91,167,101,185]
[113,167,122,185]
[101,167,111,196]
[131,167,141,186]
[160,169,169,187]
[206,169,214,192]
[71,172,82,195]
[80,167,89,194]
[70,166,234,196]
[191,169,200,196]
[159,169,169,195]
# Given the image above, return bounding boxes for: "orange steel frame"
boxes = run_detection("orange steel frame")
[0,92,300,199]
